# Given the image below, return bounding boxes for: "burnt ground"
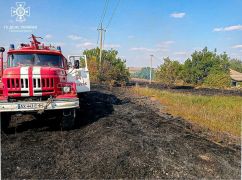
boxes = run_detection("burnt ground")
[1,86,241,179]
[130,80,242,96]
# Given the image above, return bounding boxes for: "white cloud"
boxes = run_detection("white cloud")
[213,28,223,32]
[232,45,242,49]
[130,47,157,52]
[170,12,186,18]
[76,42,96,49]
[45,34,52,39]
[213,25,242,32]
[163,41,175,45]
[224,25,242,31]
[68,34,83,40]
[104,44,121,48]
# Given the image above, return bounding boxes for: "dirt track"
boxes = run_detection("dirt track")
[1,86,241,179]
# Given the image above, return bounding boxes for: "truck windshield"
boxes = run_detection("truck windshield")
[8,54,63,68]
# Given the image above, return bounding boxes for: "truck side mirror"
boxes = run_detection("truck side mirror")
[67,62,72,68]
[0,47,5,52]
[74,60,79,69]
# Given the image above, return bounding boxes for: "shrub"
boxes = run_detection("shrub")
[83,48,130,84]
[203,71,231,88]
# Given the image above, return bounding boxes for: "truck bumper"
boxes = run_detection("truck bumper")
[0,98,79,112]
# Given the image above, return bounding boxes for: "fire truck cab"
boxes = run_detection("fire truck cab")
[0,35,90,130]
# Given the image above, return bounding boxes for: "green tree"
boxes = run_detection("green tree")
[182,47,229,84]
[155,57,183,85]
[83,48,130,85]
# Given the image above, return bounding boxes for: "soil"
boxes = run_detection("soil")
[1,86,241,179]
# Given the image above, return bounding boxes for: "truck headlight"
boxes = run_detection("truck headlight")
[63,86,71,93]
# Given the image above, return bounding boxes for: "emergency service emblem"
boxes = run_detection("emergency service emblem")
[11,2,30,22]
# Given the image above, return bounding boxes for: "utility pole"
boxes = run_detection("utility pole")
[150,55,153,84]
[97,23,106,67]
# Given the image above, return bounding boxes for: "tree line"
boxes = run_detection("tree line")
[83,47,242,88]
[135,47,242,88]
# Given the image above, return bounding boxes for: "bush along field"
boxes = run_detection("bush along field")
[130,86,242,138]
[152,47,242,88]
[83,48,130,86]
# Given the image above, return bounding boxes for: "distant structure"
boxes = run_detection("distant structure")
[128,67,142,74]
[230,69,242,87]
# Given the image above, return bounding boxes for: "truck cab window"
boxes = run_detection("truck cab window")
[8,54,63,68]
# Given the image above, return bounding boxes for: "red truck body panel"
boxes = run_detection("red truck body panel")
[0,35,77,102]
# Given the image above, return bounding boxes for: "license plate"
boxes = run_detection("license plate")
[18,103,44,109]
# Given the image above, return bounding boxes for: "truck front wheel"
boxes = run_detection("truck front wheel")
[60,109,76,130]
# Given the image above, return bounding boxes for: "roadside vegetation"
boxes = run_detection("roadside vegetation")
[83,48,130,85]
[130,86,242,137]
[132,47,242,88]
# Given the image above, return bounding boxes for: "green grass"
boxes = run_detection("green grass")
[130,87,242,137]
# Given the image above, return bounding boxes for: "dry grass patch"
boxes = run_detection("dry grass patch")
[130,87,242,137]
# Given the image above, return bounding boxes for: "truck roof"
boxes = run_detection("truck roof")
[7,34,63,56]
[8,49,63,56]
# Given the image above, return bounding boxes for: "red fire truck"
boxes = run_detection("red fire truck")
[0,35,90,130]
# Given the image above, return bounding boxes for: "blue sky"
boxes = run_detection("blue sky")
[0,0,242,67]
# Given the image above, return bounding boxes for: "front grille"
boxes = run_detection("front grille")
[33,77,55,95]
[33,78,41,88]
[33,78,54,88]
[7,78,28,89]
[6,77,55,95]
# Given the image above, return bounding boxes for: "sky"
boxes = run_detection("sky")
[0,0,242,67]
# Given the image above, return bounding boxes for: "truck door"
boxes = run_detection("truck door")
[67,55,90,93]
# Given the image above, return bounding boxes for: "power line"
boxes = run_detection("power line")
[101,0,109,24]
[97,0,121,46]
[98,0,109,28]
[97,0,109,44]
[97,0,120,59]
[106,0,121,29]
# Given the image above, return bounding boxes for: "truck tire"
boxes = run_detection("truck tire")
[60,109,76,130]
[1,112,11,130]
